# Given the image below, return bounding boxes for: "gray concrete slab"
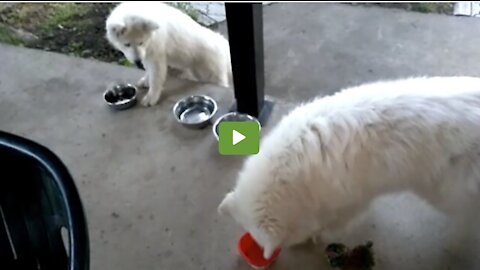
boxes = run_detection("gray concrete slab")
[2,3,480,270]
[217,3,480,103]
[0,43,308,270]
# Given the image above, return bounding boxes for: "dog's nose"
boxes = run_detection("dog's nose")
[134,60,145,70]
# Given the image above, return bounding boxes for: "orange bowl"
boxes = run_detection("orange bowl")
[237,232,281,269]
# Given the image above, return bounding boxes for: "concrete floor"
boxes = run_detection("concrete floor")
[2,3,480,270]
[218,3,480,103]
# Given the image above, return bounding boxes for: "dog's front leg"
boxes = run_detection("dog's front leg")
[141,58,167,107]
[137,73,149,89]
[177,69,198,82]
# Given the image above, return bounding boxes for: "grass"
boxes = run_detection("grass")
[412,3,437,13]
[46,3,90,28]
[0,24,24,45]
[0,3,90,42]
[410,3,453,13]
[350,3,455,15]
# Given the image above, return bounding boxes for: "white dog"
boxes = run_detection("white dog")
[105,2,232,106]
[218,76,480,259]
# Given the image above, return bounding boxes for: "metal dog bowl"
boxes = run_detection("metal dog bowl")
[104,83,137,110]
[173,95,218,129]
[212,112,261,141]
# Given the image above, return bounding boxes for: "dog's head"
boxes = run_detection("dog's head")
[218,166,288,259]
[106,15,158,66]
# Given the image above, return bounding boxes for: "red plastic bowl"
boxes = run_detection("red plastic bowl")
[237,232,281,269]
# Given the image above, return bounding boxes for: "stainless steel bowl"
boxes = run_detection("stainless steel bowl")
[212,112,261,141]
[104,84,137,110]
[172,95,218,129]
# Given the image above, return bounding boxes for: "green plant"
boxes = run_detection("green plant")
[0,24,24,45]
[411,3,434,13]
[47,3,89,28]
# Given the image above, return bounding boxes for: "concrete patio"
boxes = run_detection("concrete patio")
[2,3,480,270]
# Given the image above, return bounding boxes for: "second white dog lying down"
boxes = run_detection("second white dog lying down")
[106,2,232,106]
[218,76,480,259]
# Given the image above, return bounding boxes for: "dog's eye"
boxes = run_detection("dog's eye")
[124,43,131,47]
[139,42,143,46]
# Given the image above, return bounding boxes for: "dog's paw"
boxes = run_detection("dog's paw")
[141,91,161,107]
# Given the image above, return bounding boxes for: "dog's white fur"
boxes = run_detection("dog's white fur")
[218,76,480,259]
[105,2,232,106]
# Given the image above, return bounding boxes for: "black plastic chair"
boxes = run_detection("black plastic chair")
[0,131,89,270]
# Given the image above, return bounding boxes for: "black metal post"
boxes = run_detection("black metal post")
[225,3,273,126]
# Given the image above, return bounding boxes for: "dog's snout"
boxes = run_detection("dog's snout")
[134,60,145,70]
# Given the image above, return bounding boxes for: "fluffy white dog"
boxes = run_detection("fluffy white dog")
[218,76,480,259]
[105,2,232,106]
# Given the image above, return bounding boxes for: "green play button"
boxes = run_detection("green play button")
[218,121,260,155]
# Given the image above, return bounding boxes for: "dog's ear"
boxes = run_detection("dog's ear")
[263,243,276,260]
[141,20,159,32]
[218,191,235,216]
[262,235,283,259]
[258,219,284,259]
[108,22,126,36]
[125,15,159,32]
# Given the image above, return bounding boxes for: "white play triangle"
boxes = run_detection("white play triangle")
[232,130,246,145]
